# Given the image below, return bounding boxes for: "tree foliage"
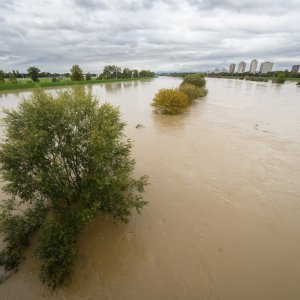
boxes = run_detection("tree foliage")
[182,73,206,88]
[179,83,207,103]
[272,72,286,84]
[27,66,40,82]
[70,64,84,81]
[0,88,148,289]
[0,70,5,83]
[151,88,189,115]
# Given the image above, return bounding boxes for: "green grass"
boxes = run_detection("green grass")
[0,77,154,93]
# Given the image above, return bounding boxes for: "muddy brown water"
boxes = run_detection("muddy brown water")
[0,77,300,300]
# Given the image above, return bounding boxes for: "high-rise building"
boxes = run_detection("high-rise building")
[249,59,258,74]
[229,63,235,73]
[259,62,273,74]
[237,61,246,73]
[291,65,300,73]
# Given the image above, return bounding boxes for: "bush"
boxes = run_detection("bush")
[297,81,300,86]
[179,83,207,103]
[182,73,206,88]
[151,88,189,115]
[0,88,148,289]
[85,73,92,80]
[51,77,57,82]
[272,72,286,84]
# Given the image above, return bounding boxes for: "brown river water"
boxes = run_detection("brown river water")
[0,77,300,299]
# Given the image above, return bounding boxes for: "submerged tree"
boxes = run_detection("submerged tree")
[151,88,189,115]
[0,88,148,289]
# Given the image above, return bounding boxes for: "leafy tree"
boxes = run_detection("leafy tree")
[182,73,206,88]
[151,88,189,114]
[8,73,17,84]
[85,73,92,80]
[179,83,207,103]
[27,66,40,82]
[122,68,132,78]
[0,88,148,289]
[102,65,122,79]
[70,64,84,81]
[0,70,5,83]
[132,69,139,78]
[272,72,286,84]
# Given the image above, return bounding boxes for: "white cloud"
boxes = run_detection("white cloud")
[0,0,299,72]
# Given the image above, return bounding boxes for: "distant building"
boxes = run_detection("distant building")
[237,61,246,73]
[249,59,258,74]
[291,65,300,73]
[214,68,220,74]
[259,62,273,74]
[221,68,228,73]
[229,63,235,73]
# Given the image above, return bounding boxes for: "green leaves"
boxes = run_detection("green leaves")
[0,87,148,289]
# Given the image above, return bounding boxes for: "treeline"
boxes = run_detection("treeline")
[98,65,155,79]
[207,70,300,79]
[0,64,155,84]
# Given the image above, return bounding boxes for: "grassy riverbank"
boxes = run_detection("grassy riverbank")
[0,77,154,93]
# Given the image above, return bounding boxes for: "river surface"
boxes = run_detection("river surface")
[0,77,300,300]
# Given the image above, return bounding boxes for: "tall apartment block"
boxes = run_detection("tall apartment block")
[291,65,300,73]
[249,59,258,74]
[237,61,246,73]
[229,63,235,73]
[259,62,273,74]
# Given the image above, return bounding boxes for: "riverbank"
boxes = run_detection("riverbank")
[206,75,299,82]
[0,77,155,93]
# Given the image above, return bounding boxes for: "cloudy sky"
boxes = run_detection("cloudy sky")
[0,0,300,73]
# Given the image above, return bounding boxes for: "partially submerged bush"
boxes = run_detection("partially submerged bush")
[151,88,189,115]
[179,83,207,103]
[182,73,206,88]
[272,72,286,84]
[0,88,148,289]
[297,81,300,86]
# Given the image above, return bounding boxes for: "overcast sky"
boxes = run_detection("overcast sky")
[0,0,299,73]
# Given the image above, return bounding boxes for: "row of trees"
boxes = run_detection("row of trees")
[151,74,208,114]
[0,65,155,84]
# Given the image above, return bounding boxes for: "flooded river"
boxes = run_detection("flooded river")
[1,77,300,299]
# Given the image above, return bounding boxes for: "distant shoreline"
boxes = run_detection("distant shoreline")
[0,77,155,93]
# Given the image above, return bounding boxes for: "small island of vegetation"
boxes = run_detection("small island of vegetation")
[151,73,208,115]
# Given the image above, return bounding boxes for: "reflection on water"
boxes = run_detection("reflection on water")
[1,77,300,300]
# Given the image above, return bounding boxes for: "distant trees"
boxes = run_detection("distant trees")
[27,67,40,82]
[70,64,84,81]
[98,65,154,80]
[182,73,206,88]
[85,73,92,80]
[272,72,286,84]
[0,70,5,83]
[8,72,17,84]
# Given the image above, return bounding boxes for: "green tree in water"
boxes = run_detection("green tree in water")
[0,88,148,289]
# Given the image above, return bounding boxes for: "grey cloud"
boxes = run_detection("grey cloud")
[0,0,299,72]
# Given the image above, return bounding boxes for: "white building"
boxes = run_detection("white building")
[259,62,273,74]
[249,59,258,74]
[229,63,235,73]
[237,61,246,73]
